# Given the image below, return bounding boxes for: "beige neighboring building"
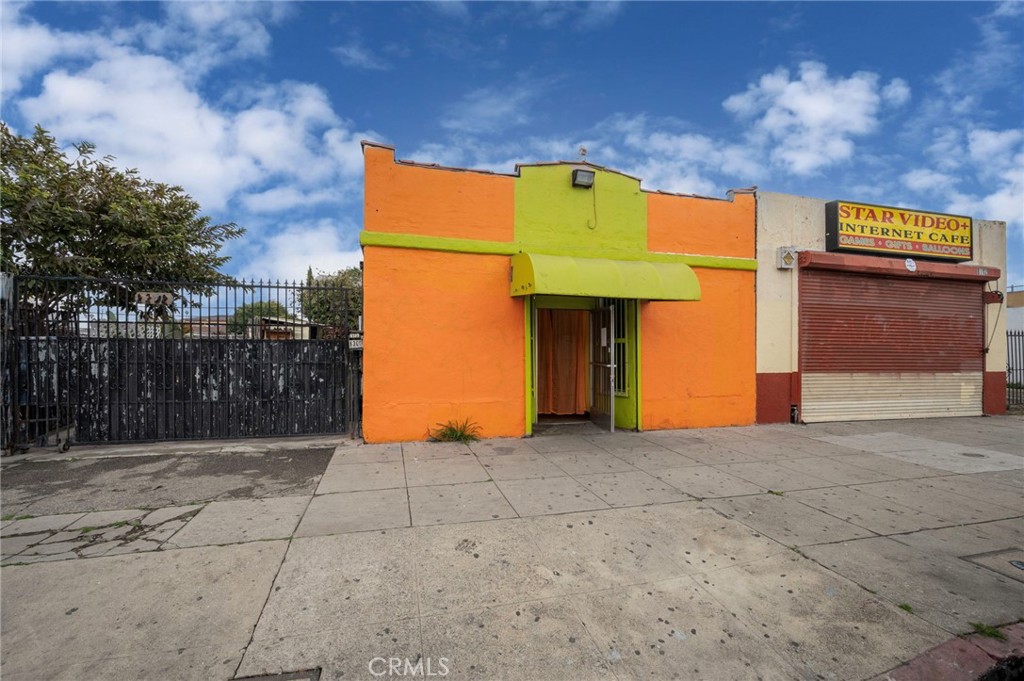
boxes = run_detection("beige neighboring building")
[755,192,1007,424]
[1007,289,1024,332]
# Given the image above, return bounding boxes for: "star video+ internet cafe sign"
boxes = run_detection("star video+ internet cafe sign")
[826,200,973,262]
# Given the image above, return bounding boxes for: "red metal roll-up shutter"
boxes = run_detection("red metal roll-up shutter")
[799,269,984,422]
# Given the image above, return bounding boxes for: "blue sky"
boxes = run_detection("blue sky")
[3,1,1022,284]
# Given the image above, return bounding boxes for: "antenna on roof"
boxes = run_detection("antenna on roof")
[578,146,587,161]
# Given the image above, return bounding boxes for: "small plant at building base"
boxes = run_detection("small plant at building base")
[970,622,1007,640]
[429,418,482,443]
[897,603,914,613]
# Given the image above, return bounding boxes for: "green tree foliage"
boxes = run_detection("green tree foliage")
[227,301,291,335]
[299,266,362,332]
[0,123,243,300]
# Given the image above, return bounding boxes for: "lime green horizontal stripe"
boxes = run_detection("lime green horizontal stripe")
[359,230,757,271]
[645,251,757,271]
[361,231,515,256]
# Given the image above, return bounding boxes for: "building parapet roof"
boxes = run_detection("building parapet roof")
[360,140,753,202]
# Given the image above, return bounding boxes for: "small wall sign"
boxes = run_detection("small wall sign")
[905,258,917,272]
[776,246,798,270]
[826,200,972,262]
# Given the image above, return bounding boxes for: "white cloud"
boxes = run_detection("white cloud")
[901,169,956,194]
[5,2,376,281]
[574,2,624,30]
[407,135,580,175]
[325,127,376,178]
[18,46,374,213]
[767,8,802,33]
[20,51,259,211]
[232,83,343,183]
[412,113,758,198]
[509,1,623,30]
[425,1,623,32]
[881,78,911,107]
[885,4,1024,279]
[628,159,718,197]
[645,130,761,179]
[603,115,761,195]
[946,175,1023,228]
[723,61,907,175]
[925,127,966,172]
[240,220,363,282]
[908,3,1022,160]
[332,42,391,71]
[441,82,538,134]
[974,172,1022,227]
[240,187,340,214]
[931,3,1021,115]
[161,3,274,55]
[129,2,288,78]
[891,2,1024,252]
[406,142,477,168]
[0,2,105,95]
[946,128,1024,228]
[968,128,1023,168]
[428,1,472,22]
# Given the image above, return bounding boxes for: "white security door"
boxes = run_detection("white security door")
[590,304,615,431]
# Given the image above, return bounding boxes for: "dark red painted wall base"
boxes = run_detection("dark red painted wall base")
[757,373,794,423]
[983,371,1007,415]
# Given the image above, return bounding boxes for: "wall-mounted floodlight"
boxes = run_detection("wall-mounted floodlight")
[571,169,595,188]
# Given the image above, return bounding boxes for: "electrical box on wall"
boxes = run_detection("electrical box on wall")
[776,246,798,270]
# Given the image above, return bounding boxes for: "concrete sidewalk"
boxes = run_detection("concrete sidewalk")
[1,417,1021,680]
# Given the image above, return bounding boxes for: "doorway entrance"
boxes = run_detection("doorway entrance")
[536,308,589,418]
[530,297,637,433]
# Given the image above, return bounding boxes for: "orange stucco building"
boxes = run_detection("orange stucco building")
[360,142,757,442]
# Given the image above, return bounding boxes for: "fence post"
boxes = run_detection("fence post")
[1009,330,1023,407]
[0,273,12,453]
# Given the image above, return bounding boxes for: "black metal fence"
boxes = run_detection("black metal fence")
[2,274,361,451]
[1009,330,1024,407]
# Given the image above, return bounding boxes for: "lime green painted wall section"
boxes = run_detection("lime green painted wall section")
[524,296,533,436]
[514,166,648,257]
[635,302,643,431]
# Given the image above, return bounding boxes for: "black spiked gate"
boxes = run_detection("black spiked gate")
[1,275,362,452]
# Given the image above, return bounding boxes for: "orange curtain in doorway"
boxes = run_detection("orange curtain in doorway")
[537,309,589,415]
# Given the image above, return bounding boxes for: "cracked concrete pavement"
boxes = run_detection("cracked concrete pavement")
[1,417,1021,680]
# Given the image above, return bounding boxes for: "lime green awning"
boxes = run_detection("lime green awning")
[510,253,701,301]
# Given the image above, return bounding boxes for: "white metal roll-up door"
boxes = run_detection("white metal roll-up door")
[799,269,984,423]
